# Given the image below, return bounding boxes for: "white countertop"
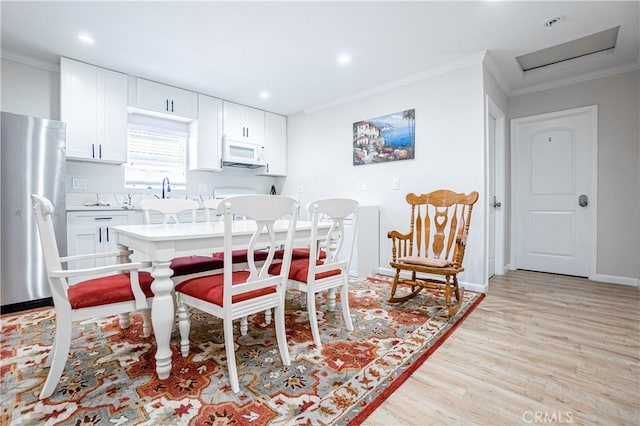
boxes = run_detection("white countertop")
[66,205,135,212]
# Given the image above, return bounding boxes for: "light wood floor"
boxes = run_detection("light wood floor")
[364,270,640,425]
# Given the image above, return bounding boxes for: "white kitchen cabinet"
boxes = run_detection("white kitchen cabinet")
[222,101,264,144]
[130,78,198,119]
[60,58,127,163]
[189,94,223,171]
[343,206,380,279]
[66,210,135,283]
[255,112,287,176]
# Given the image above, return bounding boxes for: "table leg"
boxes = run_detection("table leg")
[116,245,132,329]
[151,259,175,379]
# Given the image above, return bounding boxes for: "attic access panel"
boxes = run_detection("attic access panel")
[517,26,620,72]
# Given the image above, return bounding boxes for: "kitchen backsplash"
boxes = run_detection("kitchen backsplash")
[65,160,282,204]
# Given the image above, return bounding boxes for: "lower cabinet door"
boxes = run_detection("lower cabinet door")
[66,211,135,283]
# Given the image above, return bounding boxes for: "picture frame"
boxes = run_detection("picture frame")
[353,109,415,165]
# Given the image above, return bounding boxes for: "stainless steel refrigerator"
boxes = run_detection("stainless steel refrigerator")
[1,111,66,312]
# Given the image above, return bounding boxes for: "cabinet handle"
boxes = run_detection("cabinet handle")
[171,100,174,112]
[166,99,169,111]
[94,217,113,221]
[247,127,249,138]
[98,227,102,243]
[106,227,110,242]
[99,144,102,159]
[92,144,95,158]
[266,163,269,173]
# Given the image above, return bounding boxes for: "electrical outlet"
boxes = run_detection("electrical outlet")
[357,180,367,191]
[392,178,400,190]
[297,185,304,193]
[72,177,87,190]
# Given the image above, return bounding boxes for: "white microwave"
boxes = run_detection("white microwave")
[222,138,267,168]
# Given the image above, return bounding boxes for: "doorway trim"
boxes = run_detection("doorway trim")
[510,105,598,280]
[485,95,506,282]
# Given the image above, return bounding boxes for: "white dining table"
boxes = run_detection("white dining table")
[111,219,327,380]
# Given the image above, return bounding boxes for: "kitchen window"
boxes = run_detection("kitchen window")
[124,113,188,190]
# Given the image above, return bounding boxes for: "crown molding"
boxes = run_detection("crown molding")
[303,51,487,114]
[1,49,59,72]
[510,61,640,97]
[483,52,512,95]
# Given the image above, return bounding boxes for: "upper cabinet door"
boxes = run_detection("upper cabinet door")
[222,101,264,144]
[61,58,97,159]
[61,58,127,163]
[96,68,128,163]
[255,112,287,176]
[133,78,198,119]
[189,94,223,171]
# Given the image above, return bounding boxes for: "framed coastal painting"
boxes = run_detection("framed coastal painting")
[352,109,415,166]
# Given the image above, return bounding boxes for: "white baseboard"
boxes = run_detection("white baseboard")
[376,267,487,293]
[503,265,638,287]
[591,273,639,287]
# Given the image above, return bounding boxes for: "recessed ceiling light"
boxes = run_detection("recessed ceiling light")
[337,53,351,66]
[78,33,95,44]
[259,91,270,99]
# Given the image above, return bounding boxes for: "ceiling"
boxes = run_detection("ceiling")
[1,1,638,116]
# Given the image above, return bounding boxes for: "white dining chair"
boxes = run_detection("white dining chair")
[175,195,298,393]
[204,197,272,334]
[140,198,199,224]
[270,198,359,349]
[140,198,223,281]
[31,194,154,399]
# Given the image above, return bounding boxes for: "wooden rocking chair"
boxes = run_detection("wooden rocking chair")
[387,190,479,316]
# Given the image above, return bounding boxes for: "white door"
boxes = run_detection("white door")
[486,96,506,280]
[488,114,497,277]
[512,105,596,277]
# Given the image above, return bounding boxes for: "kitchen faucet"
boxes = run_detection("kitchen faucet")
[162,177,171,199]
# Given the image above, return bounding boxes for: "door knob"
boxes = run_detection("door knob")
[578,194,588,207]
[493,196,502,208]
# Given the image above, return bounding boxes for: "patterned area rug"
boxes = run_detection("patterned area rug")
[1,275,483,425]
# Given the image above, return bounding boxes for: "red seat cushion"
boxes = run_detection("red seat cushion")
[273,248,327,260]
[175,270,276,305]
[171,255,224,277]
[212,249,269,263]
[68,272,154,309]
[268,259,341,283]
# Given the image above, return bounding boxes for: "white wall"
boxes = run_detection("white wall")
[509,71,640,283]
[283,63,487,290]
[1,58,277,198]
[0,58,59,120]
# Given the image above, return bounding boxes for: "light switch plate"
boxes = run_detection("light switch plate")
[72,177,87,190]
[198,184,208,193]
[357,180,367,191]
[392,178,400,190]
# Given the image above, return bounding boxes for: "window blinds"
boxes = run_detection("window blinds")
[124,114,188,189]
